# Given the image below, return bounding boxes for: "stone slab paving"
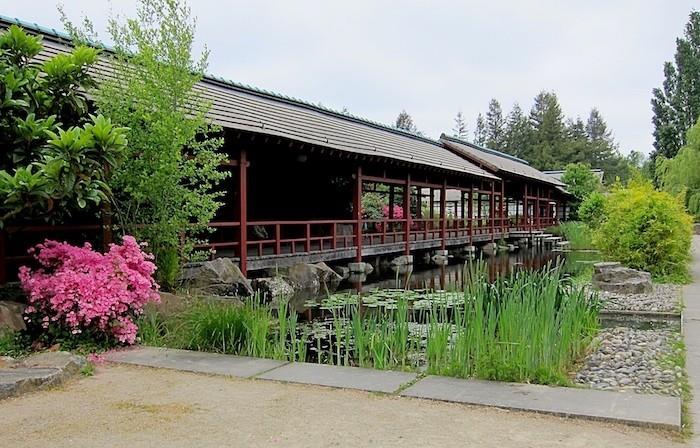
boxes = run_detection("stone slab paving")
[0,352,86,399]
[0,368,60,399]
[104,347,287,378]
[255,362,417,393]
[682,235,700,442]
[401,375,681,430]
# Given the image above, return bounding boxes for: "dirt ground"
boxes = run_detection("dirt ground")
[0,364,686,448]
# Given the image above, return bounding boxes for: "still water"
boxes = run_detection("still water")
[337,247,602,293]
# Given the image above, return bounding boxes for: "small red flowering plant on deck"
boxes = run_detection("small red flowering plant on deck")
[18,236,160,345]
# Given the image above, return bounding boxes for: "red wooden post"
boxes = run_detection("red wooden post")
[305,223,311,252]
[332,222,337,249]
[354,165,363,262]
[468,187,473,242]
[404,174,411,255]
[477,189,482,233]
[0,229,6,285]
[416,188,422,219]
[535,186,541,229]
[490,181,495,241]
[501,180,506,233]
[524,183,529,232]
[275,224,281,254]
[440,180,447,250]
[239,149,248,275]
[429,188,434,219]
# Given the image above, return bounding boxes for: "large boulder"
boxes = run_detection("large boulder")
[0,301,26,332]
[284,264,321,293]
[179,258,253,297]
[309,262,343,287]
[391,255,414,267]
[592,262,652,294]
[251,277,295,303]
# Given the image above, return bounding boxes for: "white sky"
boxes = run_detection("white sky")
[1,0,697,155]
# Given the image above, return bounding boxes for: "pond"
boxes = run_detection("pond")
[336,247,602,293]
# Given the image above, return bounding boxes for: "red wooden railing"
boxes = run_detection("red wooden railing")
[0,215,558,282]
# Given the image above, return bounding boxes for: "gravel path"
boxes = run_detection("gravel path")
[0,364,682,448]
[597,284,681,313]
[575,327,684,396]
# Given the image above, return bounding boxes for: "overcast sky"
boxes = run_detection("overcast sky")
[1,0,697,155]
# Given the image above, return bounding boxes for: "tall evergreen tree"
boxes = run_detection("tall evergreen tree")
[529,91,565,169]
[473,113,487,146]
[504,103,532,158]
[563,117,590,165]
[651,11,700,159]
[395,110,417,133]
[485,98,506,151]
[452,111,468,139]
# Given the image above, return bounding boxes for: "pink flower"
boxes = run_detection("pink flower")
[381,204,404,219]
[19,236,160,345]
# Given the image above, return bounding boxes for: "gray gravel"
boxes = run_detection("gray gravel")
[575,327,684,397]
[594,284,681,313]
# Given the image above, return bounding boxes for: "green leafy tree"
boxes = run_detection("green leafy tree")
[652,11,700,159]
[657,117,700,219]
[485,99,506,151]
[560,163,601,219]
[561,163,601,201]
[594,179,692,282]
[0,25,127,227]
[64,0,228,283]
[578,191,606,229]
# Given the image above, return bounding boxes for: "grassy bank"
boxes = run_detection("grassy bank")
[547,221,595,250]
[139,261,600,386]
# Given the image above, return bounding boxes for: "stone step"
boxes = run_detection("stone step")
[400,375,680,430]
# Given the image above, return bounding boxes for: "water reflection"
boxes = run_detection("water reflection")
[340,247,579,293]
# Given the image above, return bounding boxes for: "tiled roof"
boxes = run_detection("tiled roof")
[440,135,564,186]
[1,15,498,181]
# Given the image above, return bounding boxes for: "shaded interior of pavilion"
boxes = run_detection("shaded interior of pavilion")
[205,134,564,267]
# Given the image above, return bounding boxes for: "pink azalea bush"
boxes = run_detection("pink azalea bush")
[18,236,160,345]
[381,204,404,219]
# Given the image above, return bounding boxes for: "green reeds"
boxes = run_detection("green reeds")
[137,260,599,386]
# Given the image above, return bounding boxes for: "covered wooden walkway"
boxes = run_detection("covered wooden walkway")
[0,16,571,281]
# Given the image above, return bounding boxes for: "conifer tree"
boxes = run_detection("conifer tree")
[485,99,506,151]
[453,111,468,139]
[652,11,700,159]
[473,113,487,146]
[395,110,417,133]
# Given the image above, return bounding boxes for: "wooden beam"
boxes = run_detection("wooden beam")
[404,174,411,255]
[239,149,248,275]
[354,164,363,262]
[440,179,447,250]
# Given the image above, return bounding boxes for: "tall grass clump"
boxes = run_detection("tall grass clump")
[425,261,599,384]
[137,296,304,360]
[547,221,594,250]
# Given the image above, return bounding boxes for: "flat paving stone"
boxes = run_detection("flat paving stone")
[105,347,286,378]
[256,362,417,393]
[0,368,61,399]
[401,375,680,430]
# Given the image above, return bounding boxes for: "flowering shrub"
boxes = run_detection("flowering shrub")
[18,236,160,345]
[382,204,404,219]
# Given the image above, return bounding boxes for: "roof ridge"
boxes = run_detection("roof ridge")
[0,14,444,148]
[440,134,530,165]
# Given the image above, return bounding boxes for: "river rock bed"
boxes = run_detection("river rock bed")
[595,283,680,313]
[574,326,684,396]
